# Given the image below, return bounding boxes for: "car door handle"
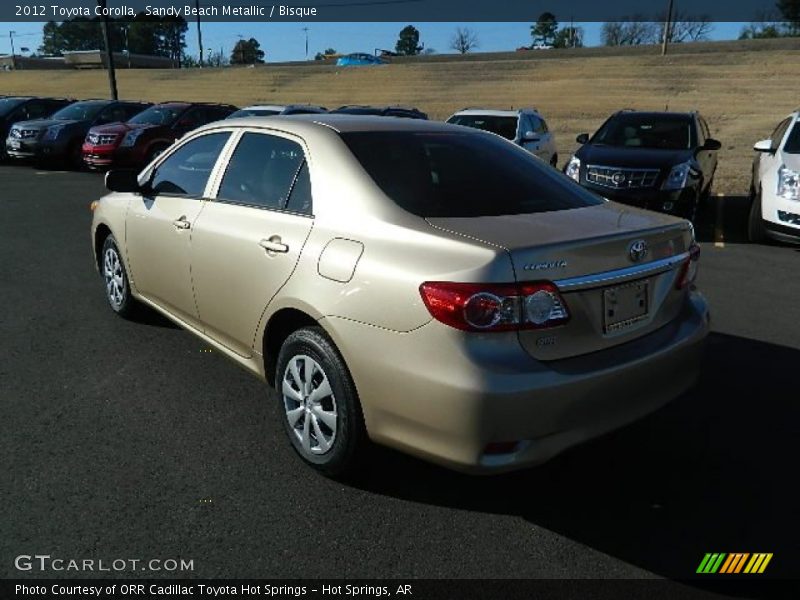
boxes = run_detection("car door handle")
[259,237,289,253]
[172,217,191,230]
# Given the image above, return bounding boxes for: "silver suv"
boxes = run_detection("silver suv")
[447,107,558,166]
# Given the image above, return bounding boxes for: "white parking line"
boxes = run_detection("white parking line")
[714,193,725,248]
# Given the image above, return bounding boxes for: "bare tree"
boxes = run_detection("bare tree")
[657,11,713,42]
[601,18,659,46]
[450,27,479,54]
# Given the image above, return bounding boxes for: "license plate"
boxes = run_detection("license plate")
[603,280,649,333]
[8,141,20,150]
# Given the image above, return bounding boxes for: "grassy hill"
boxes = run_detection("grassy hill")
[2,38,799,195]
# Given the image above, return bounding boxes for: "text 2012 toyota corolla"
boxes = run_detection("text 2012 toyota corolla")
[91,115,709,476]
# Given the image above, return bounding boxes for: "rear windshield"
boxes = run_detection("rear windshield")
[341,131,603,218]
[784,123,800,154]
[591,114,695,150]
[447,115,518,140]
[229,108,282,118]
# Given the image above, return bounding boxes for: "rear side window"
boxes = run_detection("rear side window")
[218,132,306,210]
[342,131,603,218]
[150,132,231,197]
[784,123,800,154]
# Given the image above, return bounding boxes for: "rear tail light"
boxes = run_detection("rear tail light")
[419,281,570,332]
[676,243,701,290]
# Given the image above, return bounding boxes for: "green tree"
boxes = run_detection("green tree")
[231,37,265,64]
[531,12,558,46]
[39,21,64,55]
[395,25,422,55]
[777,0,800,35]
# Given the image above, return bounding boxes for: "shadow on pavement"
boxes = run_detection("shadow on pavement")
[351,332,799,584]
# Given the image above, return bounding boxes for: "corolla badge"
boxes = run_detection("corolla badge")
[523,259,568,271]
[628,239,649,262]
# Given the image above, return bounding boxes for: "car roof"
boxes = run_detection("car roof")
[204,113,456,134]
[612,110,696,119]
[239,104,326,111]
[450,109,529,118]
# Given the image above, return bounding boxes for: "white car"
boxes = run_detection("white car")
[227,104,327,119]
[749,109,800,242]
[446,108,558,166]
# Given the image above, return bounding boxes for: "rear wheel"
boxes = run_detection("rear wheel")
[549,153,558,168]
[146,144,167,165]
[101,235,137,318]
[747,186,767,243]
[275,326,366,478]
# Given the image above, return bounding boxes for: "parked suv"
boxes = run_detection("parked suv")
[82,102,237,170]
[0,96,73,158]
[748,110,800,243]
[331,105,428,119]
[6,99,151,167]
[447,108,558,166]
[227,104,327,118]
[566,111,720,220]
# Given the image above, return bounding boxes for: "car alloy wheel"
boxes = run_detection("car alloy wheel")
[100,235,136,317]
[282,355,338,455]
[103,244,126,310]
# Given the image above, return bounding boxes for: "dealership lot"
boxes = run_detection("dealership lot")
[1,165,798,580]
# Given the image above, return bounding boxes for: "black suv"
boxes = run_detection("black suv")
[331,105,428,120]
[0,96,73,159]
[565,111,720,219]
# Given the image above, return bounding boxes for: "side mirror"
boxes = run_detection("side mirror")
[576,133,589,144]
[703,138,722,151]
[105,169,141,193]
[522,130,540,142]
[753,139,774,153]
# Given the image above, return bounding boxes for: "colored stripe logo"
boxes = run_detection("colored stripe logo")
[697,553,773,574]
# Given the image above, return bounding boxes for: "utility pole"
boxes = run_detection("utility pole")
[97,0,118,99]
[195,0,204,66]
[661,0,674,56]
[302,27,309,60]
[9,31,15,69]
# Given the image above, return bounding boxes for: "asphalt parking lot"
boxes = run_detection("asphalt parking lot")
[1,165,799,584]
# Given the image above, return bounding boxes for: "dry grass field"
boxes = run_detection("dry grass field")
[2,38,799,195]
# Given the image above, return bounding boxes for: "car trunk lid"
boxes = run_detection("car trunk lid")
[427,202,695,360]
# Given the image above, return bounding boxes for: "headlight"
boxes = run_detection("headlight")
[662,161,694,190]
[43,124,65,141]
[777,165,800,201]
[120,129,144,147]
[565,156,580,182]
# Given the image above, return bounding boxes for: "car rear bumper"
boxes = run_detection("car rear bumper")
[324,291,709,473]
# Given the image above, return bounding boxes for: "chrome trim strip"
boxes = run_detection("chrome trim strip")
[586,164,661,173]
[554,252,689,291]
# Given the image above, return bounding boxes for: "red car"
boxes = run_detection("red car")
[82,102,237,170]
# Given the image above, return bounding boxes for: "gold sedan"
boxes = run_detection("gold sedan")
[91,115,709,476]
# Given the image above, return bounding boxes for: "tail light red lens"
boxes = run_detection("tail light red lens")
[676,243,701,290]
[419,281,570,332]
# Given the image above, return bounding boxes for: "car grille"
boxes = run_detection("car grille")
[10,128,38,140]
[586,165,660,189]
[86,133,118,146]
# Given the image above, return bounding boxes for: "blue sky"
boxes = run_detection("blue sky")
[0,21,748,61]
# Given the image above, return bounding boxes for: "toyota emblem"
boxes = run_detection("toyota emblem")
[628,239,649,262]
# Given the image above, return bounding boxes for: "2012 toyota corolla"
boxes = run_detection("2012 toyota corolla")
[91,115,709,476]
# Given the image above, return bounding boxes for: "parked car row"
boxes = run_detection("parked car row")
[4,95,799,243]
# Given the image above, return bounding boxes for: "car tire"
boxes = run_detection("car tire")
[146,145,167,165]
[275,326,366,478]
[550,154,558,168]
[747,187,767,243]
[101,235,137,318]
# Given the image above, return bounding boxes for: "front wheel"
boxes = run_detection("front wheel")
[101,235,137,317]
[275,327,366,478]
